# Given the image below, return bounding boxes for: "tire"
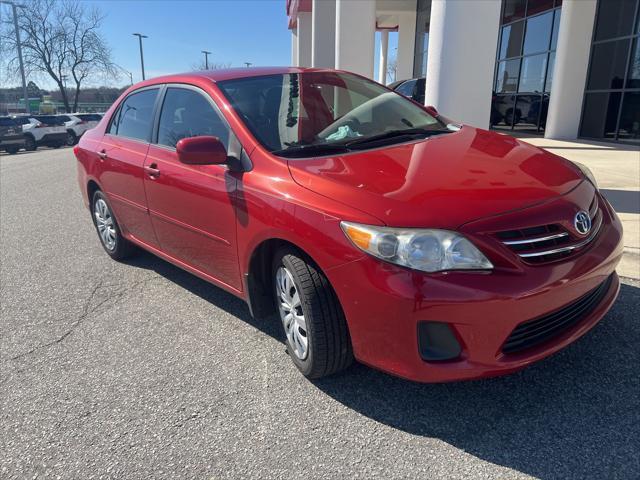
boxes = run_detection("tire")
[5,146,19,154]
[272,247,353,379]
[66,131,77,146]
[91,190,137,260]
[24,135,36,151]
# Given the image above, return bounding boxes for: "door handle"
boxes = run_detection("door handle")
[144,164,160,178]
[98,150,107,160]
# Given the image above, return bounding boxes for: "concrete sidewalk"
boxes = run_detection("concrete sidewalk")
[515,134,639,279]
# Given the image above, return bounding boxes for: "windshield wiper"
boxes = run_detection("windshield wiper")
[344,128,452,149]
[271,143,352,158]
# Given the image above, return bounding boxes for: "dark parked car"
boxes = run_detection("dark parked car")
[389,77,426,104]
[0,116,26,154]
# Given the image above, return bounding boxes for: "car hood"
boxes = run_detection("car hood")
[287,126,583,229]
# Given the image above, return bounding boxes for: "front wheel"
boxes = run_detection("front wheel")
[24,135,36,151]
[66,131,77,146]
[5,146,19,154]
[273,248,353,379]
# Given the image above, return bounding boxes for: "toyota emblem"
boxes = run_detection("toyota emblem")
[574,210,592,235]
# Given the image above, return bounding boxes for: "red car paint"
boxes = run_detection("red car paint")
[75,67,623,382]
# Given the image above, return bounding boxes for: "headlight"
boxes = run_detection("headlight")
[341,222,493,273]
[574,162,598,189]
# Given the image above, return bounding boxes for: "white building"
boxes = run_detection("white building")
[286,0,640,144]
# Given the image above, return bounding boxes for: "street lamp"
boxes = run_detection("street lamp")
[1,1,29,114]
[132,33,148,80]
[201,50,211,70]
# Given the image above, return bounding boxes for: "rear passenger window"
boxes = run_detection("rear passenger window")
[157,87,230,149]
[110,88,158,141]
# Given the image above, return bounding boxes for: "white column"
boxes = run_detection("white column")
[545,0,598,139]
[291,29,298,66]
[425,0,501,128]
[297,12,312,68]
[396,10,417,80]
[335,0,376,78]
[378,30,389,84]
[312,0,336,68]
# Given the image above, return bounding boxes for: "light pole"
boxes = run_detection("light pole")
[201,50,211,70]
[1,1,29,113]
[132,33,148,80]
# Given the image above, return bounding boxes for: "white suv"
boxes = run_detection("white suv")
[15,115,68,150]
[59,113,102,146]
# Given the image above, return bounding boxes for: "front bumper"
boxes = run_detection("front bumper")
[326,195,623,383]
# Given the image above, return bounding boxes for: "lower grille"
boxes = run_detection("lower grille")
[502,275,613,354]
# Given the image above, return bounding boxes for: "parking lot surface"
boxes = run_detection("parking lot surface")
[1,148,638,479]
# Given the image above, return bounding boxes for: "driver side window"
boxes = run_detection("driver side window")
[157,87,230,149]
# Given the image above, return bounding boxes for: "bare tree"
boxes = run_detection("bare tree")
[1,0,116,112]
[386,56,398,84]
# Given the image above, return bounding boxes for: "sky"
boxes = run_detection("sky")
[93,0,291,84]
[1,0,397,89]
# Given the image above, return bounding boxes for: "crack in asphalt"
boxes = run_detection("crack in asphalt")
[8,275,162,362]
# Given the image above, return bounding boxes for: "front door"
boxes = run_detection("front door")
[143,86,241,291]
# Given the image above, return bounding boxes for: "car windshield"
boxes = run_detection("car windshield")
[217,72,452,157]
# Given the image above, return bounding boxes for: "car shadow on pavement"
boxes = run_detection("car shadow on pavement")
[124,251,638,478]
[123,252,283,342]
[312,282,640,479]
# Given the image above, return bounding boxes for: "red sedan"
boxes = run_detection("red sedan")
[74,67,623,382]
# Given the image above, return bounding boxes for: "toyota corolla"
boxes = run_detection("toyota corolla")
[74,67,623,382]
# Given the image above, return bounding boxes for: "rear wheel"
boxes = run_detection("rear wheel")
[272,248,353,379]
[24,135,36,151]
[91,190,137,260]
[5,146,19,154]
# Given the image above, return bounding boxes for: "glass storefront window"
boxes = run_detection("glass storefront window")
[492,0,561,133]
[587,40,630,90]
[496,60,521,92]
[527,0,555,16]
[580,0,640,143]
[550,10,561,50]
[581,92,622,139]
[627,38,640,88]
[594,0,637,41]
[617,92,640,142]
[499,21,525,59]
[519,53,548,92]
[545,52,556,92]
[413,0,431,78]
[503,0,527,23]
[523,11,554,54]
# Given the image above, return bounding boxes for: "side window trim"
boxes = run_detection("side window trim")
[151,83,236,151]
[105,85,162,143]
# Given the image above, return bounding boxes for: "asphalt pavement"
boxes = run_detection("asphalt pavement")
[1,148,638,479]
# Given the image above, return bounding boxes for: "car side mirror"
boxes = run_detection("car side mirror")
[425,105,439,117]
[176,136,227,165]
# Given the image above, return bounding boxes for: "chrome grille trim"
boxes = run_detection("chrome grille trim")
[518,211,602,258]
[503,232,569,246]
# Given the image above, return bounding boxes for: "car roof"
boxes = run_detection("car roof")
[136,66,348,86]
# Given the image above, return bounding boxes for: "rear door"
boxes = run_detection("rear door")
[98,87,161,248]
[143,85,241,290]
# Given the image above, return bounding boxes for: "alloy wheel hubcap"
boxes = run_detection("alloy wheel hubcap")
[276,267,308,360]
[94,198,116,251]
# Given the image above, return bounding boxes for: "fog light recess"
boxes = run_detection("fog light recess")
[418,321,462,362]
